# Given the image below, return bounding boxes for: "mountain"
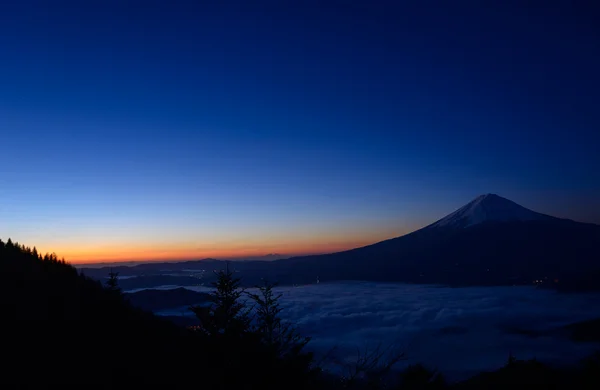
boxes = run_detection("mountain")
[427,193,557,229]
[228,253,289,261]
[243,194,600,288]
[78,194,600,290]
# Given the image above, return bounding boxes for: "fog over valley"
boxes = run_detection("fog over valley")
[127,281,600,380]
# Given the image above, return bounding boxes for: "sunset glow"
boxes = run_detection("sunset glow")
[22,225,419,264]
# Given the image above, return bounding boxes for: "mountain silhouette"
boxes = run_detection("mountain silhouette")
[77,194,600,290]
[247,194,600,288]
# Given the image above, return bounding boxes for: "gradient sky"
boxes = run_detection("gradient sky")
[1,1,599,263]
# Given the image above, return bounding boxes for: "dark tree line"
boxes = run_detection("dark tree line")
[1,238,202,387]
[0,239,319,389]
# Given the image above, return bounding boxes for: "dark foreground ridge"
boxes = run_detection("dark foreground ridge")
[3,237,600,389]
[0,238,317,389]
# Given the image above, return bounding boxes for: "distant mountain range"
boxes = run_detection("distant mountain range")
[76,254,290,269]
[225,253,289,261]
[81,194,600,290]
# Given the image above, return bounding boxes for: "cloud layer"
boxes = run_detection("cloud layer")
[161,282,600,381]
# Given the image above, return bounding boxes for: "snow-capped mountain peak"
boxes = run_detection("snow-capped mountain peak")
[428,193,554,229]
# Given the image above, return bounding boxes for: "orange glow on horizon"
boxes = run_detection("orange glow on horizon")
[31,226,418,265]
[60,240,369,264]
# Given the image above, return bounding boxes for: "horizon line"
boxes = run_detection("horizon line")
[69,251,325,267]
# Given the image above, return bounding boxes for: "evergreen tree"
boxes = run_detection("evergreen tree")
[248,280,310,358]
[190,262,249,336]
[106,269,121,294]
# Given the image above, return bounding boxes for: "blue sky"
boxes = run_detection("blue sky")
[1,1,599,262]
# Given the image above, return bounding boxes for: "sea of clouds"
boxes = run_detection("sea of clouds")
[157,282,600,381]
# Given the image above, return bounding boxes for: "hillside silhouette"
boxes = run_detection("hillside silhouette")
[1,238,204,387]
[0,238,317,389]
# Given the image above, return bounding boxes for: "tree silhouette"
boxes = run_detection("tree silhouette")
[106,269,121,294]
[190,262,249,336]
[247,280,310,358]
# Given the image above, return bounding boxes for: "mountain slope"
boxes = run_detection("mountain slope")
[0,238,205,387]
[251,194,600,287]
[77,194,600,290]
[426,193,558,229]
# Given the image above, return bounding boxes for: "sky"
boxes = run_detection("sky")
[1,1,599,263]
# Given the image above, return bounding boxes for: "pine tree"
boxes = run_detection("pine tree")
[248,280,310,358]
[106,269,121,294]
[190,262,249,336]
[248,280,281,345]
